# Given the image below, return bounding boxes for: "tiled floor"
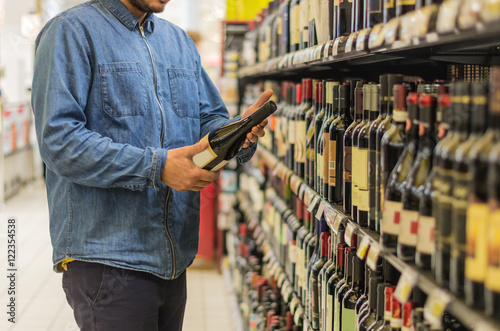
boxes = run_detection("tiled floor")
[0,181,235,331]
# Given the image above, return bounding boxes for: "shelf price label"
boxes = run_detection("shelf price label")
[294,306,304,326]
[299,184,307,201]
[332,214,343,235]
[344,222,357,248]
[345,32,358,53]
[356,28,370,51]
[324,204,337,229]
[424,288,452,329]
[316,200,326,220]
[332,37,342,56]
[290,175,303,195]
[356,235,371,260]
[308,195,321,213]
[394,267,419,303]
[366,242,381,271]
[290,297,301,315]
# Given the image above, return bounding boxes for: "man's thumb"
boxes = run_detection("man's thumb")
[188,140,209,157]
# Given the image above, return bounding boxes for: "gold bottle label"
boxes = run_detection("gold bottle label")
[358,148,369,211]
[329,140,337,186]
[466,203,489,282]
[486,208,500,291]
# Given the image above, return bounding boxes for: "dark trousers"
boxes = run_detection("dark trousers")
[62,261,187,331]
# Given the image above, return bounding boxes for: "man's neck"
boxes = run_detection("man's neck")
[120,0,147,25]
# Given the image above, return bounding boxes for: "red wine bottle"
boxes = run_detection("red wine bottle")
[193,100,277,171]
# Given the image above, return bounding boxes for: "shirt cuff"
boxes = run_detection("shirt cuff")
[151,148,168,190]
[237,142,257,164]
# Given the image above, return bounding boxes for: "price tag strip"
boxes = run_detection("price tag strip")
[344,222,357,248]
[424,288,452,329]
[345,32,358,53]
[332,214,343,235]
[324,204,338,229]
[307,195,320,213]
[394,267,419,303]
[316,200,326,220]
[356,235,371,260]
[356,28,370,51]
[366,242,381,271]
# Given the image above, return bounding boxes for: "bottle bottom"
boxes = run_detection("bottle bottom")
[465,279,484,310]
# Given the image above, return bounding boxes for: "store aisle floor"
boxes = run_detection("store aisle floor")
[0,181,235,331]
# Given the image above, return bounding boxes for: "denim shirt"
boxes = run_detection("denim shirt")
[31,0,256,279]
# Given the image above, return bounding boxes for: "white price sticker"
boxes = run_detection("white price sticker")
[308,195,321,213]
[366,242,381,271]
[424,288,452,329]
[332,38,342,56]
[316,200,326,220]
[333,214,343,234]
[394,267,419,303]
[290,297,301,315]
[299,184,306,200]
[344,222,357,248]
[294,306,304,326]
[324,205,337,229]
[345,33,357,53]
[356,29,369,51]
[356,235,371,260]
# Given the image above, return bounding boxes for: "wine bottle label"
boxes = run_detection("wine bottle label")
[334,299,341,331]
[417,215,435,255]
[344,146,352,183]
[297,120,307,163]
[382,200,402,235]
[352,146,359,205]
[192,134,229,171]
[466,203,489,282]
[358,148,369,211]
[291,4,300,45]
[329,140,337,186]
[486,209,500,292]
[369,0,382,13]
[326,293,333,331]
[289,242,296,263]
[398,209,419,246]
[289,119,296,145]
[318,151,323,182]
[277,17,283,36]
[396,0,415,5]
[323,133,330,184]
[385,0,395,9]
[342,307,356,331]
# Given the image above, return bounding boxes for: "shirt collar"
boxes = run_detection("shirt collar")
[98,0,156,33]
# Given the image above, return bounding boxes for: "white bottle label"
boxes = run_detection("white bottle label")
[192,134,228,171]
[399,209,419,246]
[382,200,402,235]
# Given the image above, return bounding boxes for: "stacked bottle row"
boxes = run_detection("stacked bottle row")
[240,67,500,319]
[233,170,466,330]
[241,0,500,66]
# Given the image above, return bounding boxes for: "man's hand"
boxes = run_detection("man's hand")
[162,141,220,191]
[241,89,274,148]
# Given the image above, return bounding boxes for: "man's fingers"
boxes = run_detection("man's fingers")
[251,89,273,109]
[242,89,274,118]
[197,168,220,183]
[186,140,209,158]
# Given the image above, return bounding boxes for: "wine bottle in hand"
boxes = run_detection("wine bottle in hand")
[192,100,277,171]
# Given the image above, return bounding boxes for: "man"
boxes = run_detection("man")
[31,0,271,330]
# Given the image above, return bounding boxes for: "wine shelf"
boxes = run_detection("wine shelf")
[238,15,500,80]
[249,146,500,331]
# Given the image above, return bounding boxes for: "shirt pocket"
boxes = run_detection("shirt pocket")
[168,68,199,118]
[99,62,149,117]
